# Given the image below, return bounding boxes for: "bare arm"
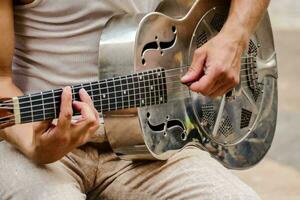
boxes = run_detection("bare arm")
[0,0,100,164]
[181,0,270,97]
[222,0,270,46]
[0,0,30,147]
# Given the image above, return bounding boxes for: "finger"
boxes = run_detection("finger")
[72,101,96,123]
[71,101,98,140]
[188,67,218,95]
[181,49,207,83]
[79,88,99,119]
[209,83,233,98]
[79,88,93,108]
[57,86,73,132]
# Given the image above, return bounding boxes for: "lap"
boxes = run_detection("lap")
[0,141,260,200]
[99,146,260,200]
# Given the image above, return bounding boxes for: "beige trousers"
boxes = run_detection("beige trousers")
[0,141,259,200]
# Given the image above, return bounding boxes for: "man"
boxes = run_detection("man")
[0,0,269,199]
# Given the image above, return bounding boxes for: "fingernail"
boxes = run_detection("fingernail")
[79,88,87,94]
[181,73,190,82]
[64,86,71,93]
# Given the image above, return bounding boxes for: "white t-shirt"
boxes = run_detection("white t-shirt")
[13,0,161,142]
[13,0,162,93]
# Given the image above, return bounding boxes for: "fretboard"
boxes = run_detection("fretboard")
[17,68,167,124]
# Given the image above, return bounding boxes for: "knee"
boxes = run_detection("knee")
[165,146,261,199]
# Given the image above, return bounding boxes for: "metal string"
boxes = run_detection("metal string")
[0,57,260,122]
[3,59,257,104]
[3,61,258,107]
[0,81,261,123]
[2,70,260,110]
[0,81,261,122]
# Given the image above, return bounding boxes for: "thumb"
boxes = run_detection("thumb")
[33,121,52,136]
[181,50,206,83]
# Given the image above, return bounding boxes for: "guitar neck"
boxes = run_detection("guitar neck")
[14,68,167,124]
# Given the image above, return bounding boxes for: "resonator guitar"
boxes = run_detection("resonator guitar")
[0,0,278,169]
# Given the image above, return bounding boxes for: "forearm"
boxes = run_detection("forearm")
[0,79,35,159]
[220,0,270,47]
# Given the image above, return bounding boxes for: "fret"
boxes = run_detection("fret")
[138,72,145,107]
[41,92,46,120]
[82,83,92,97]
[107,78,116,111]
[162,69,168,103]
[148,70,154,105]
[133,74,140,107]
[71,87,76,101]
[157,69,164,104]
[153,69,160,105]
[52,90,58,118]
[113,77,118,110]
[91,81,101,112]
[28,94,34,122]
[89,82,94,102]
[52,89,62,118]
[71,85,80,116]
[100,80,109,112]
[114,77,123,110]
[144,71,151,106]
[98,82,103,112]
[120,76,124,109]
[31,93,44,121]
[132,75,136,108]
[121,76,129,109]
[127,74,134,108]
[72,85,81,102]
[43,91,56,119]
[19,95,32,123]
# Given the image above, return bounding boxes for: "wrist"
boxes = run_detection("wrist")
[220,22,250,51]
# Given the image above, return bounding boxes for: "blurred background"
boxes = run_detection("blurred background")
[234,0,300,199]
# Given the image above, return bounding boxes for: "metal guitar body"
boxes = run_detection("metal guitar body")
[99,0,278,169]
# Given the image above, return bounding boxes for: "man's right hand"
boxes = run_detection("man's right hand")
[2,86,100,164]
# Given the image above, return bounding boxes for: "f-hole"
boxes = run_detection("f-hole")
[141,26,177,65]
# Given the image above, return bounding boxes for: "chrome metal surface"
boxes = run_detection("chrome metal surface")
[99,15,155,160]
[99,0,277,169]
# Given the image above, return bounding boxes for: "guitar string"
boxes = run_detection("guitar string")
[1,77,260,112]
[1,72,260,112]
[0,83,260,123]
[3,65,257,105]
[2,70,260,110]
[0,81,260,122]
[3,59,257,104]
[1,54,257,104]
[2,62,259,107]
[1,83,259,124]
